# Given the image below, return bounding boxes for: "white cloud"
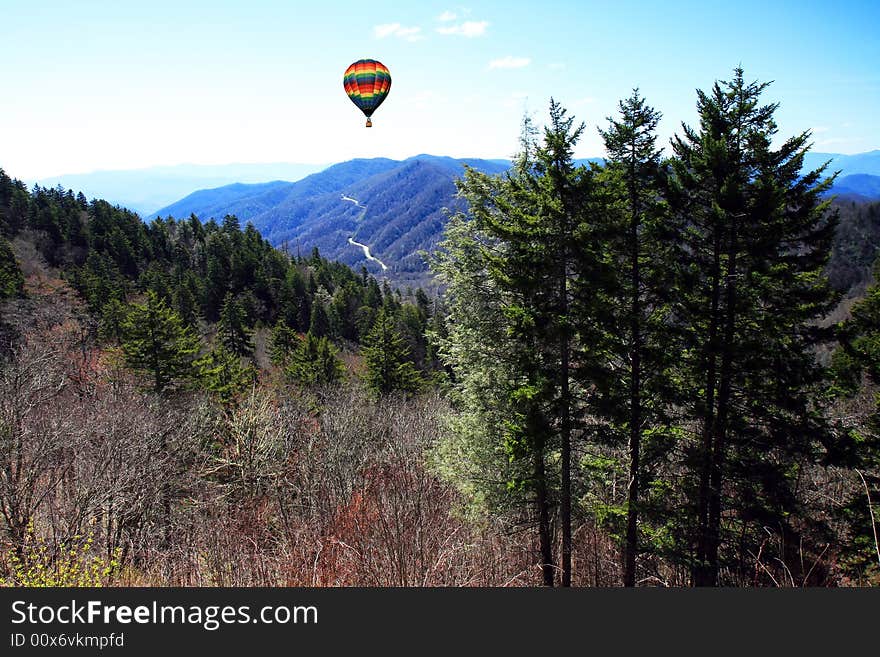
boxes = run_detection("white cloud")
[548,62,566,71]
[374,23,423,41]
[437,10,456,22]
[489,56,531,70]
[436,20,488,37]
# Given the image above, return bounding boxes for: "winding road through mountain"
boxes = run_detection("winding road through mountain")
[341,195,388,270]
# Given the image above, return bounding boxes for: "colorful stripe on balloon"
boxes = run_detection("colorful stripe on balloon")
[344,59,391,117]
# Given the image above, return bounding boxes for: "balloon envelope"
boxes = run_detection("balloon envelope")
[344,59,391,126]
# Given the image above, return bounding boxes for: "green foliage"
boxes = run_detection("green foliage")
[285,331,345,386]
[362,308,422,396]
[197,344,255,407]
[597,89,676,584]
[432,103,603,584]
[98,298,128,344]
[308,291,331,339]
[830,256,880,575]
[218,292,254,358]
[0,234,24,300]
[835,260,880,387]
[434,72,845,586]
[665,67,839,583]
[828,200,880,291]
[269,320,299,367]
[121,291,201,393]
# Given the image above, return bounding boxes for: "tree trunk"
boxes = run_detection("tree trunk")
[704,218,739,586]
[694,229,722,587]
[534,441,555,587]
[560,254,572,587]
[554,153,573,587]
[624,167,642,587]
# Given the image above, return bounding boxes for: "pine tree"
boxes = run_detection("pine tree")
[196,344,255,407]
[269,320,299,368]
[667,67,838,585]
[218,292,253,358]
[279,266,310,331]
[433,105,603,586]
[330,282,359,341]
[362,308,421,396]
[286,332,345,386]
[121,290,201,393]
[490,102,604,586]
[99,298,128,344]
[173,273,200,328]
[0,235,24,300]
[308,290,331,338]
[598,89,673,586]
[830,256,880,575]
[203,231,232,321]
[433,162,559,586]
[415,287,431,321]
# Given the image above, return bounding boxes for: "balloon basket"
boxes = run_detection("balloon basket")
[365,118,372,128]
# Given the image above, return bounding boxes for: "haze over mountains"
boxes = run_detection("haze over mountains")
[24,150,880,284]
[32,162,328,216]
[146,150,879,280]
[150,155,515,283]
[148,155,587,280]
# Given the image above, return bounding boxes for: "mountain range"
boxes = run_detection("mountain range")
[31,162,328,216]
[801,150,880,178]
[801,150,880,201]
[29,150,880,284]
[152,155,516,283]
[147,151,878,280]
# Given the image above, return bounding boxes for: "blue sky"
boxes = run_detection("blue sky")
[1,0,878,178]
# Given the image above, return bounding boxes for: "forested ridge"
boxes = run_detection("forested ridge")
[1,67,879,587]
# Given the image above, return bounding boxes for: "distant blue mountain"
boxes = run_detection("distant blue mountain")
[144,150,880,281]
[151,155,511,277]
[33,162,327,216]
[791,150,880,200]
[152,181,294,222]
[829,173,880,201]
[802,150,880,177]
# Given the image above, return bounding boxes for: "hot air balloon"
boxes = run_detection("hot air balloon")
[343,59,391,127]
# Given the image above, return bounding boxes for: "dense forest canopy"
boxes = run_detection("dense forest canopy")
[1,67,878,587]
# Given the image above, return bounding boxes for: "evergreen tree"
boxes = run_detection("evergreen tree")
[433,166,558,585]
[121,291,201,393]
[415,287,431,321]
[0,235,24,300]
[196,344,255,407]
[286,332,345,386]
[425,300,449,373]
[598,89,674,586]
[218,292,253,358]
[482,103,599,586]
[98,298,128,344]
[203,231,232,321]
[308,290,331,338]
[269,320,300,368]
[173,272,201,328]
[667,68,838,585]
[279,266,310,331]
[0,169,30,236]
[433,105,603,585]
[362,308,421,396]
[830,256,880,575]
[330,282,359,341]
